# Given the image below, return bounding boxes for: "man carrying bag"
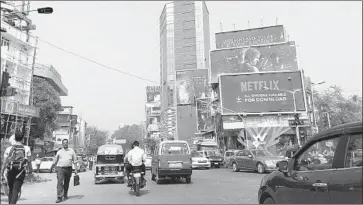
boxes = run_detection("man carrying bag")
[51,139,78,203]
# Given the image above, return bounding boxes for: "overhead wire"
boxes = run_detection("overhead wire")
[32,37,159,84]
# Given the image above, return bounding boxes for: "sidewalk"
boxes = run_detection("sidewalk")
[1,173,57,204]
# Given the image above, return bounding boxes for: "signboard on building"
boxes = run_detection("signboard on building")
[146,86,161,107]
[196,98,214,131]
[147,116,160,132]
[243,115,289,128]
[219,71,306,114]
[176,69,208,105]
[58,107,73,115]
[16,104,40,117]
[1,99,18,114]
[215,25,286,49]
[210,42,298,84]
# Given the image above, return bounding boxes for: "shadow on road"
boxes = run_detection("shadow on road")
[127,189,150,196]
[67,195,84,200]
[153,178,193,185]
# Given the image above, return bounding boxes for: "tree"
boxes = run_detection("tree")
[30,76,62,143]
[144,137,159,154]
[111,124,144,151]
[86,126,108,154]
[314,86,362,131]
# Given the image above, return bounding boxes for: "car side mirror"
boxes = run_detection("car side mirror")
[248,155,253,158]
[277,160,288,173]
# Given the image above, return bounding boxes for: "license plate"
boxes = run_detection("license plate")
[133,173,141,177]
[169,163,182,168]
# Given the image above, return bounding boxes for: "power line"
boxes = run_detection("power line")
[36,38,159,84]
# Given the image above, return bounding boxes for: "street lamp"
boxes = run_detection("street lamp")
[310,81,325,132]
[263,77,303,146]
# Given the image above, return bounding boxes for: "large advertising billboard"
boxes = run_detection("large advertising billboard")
[176,69,208,105]
[146,86,161,107]
[210,42,298,84]
[147,116,160,132]
[215,25,286,49]
[196,98,214,132]
[219,71,306,114]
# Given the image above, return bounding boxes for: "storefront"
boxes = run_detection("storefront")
[0,98,40,140]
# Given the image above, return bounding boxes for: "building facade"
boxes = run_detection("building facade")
[159,1,211,141]
[1,1,40,139]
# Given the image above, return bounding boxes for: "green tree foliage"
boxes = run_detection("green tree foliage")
[86,126,108,154]
[314,86,362,131]
[144,137,159,154]
[30,76,62,145]
[111,124,144,152]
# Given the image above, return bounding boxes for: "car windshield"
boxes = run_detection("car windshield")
[191,152,203,157]
[161,143,189,155]
[251,150,273,157]
[206,151,220,156]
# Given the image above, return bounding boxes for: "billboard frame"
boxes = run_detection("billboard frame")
[175,68,209,106]
[209,41,297,84]
[218,70,308,116]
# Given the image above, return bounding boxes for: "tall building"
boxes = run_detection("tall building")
[1,1,40,139]
[159,1,211,140]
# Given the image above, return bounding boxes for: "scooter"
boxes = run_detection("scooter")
[130,166,146,197]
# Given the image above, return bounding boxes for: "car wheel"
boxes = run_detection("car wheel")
[257,163,265,174]
[186,177,191,184]
[263,197,275,204]
[232,162,239,172]
[52,167,56,173]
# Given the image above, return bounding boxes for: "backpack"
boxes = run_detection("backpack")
[6,145,27,170]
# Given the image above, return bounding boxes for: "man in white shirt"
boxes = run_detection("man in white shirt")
[1,129,32,204]
[51,139,78,203]
[35,154,41,174]
[127,141,146,187]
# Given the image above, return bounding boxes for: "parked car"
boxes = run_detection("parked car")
[231,149,284,173]
[32,157,56,173]
[151,140,192,184]
[223,149,240,168]
[145,155,152,170]
[258,121,362,204]
[198,150,224,168]
[191,151,211,169]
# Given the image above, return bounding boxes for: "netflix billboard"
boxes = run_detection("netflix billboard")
[219,71,306,114]
[176,69,208,105]
[210,42,298,84]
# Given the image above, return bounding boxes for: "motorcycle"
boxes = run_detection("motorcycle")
[130,166,146,197]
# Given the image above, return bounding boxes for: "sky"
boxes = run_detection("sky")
[28,1,362,132]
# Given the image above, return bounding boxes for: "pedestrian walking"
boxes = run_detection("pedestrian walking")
[0,129,32,204]
[35,155,41,174]
[88,156,93,170]
[51,139,78,203]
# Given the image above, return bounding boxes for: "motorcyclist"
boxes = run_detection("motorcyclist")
[127,141,146,187]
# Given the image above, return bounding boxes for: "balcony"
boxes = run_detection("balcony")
[34,64,68,96]
[1,21,36,49]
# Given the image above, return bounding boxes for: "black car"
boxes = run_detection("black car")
[198,150,224,168]
[258,121,362,204]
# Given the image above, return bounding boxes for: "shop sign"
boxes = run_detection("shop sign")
[16,104,40,117]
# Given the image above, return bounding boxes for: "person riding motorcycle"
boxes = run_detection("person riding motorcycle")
[127,141,146,187]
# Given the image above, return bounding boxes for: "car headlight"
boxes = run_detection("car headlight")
[265,161,275,167]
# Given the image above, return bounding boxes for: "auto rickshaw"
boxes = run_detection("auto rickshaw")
[94,144,125,184]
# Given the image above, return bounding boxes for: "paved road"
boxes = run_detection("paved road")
[2,168,266,204]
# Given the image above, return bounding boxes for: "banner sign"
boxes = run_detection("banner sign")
[215,25,286,49]
[147,116,160,132]
[16,104,40,118]
[176,69,208,105]
[243,115,289,128]
[196,99,214,131]
[210,41,298,83]
[219,71,306,114]
[1,99,39,117]
[146,86,161,107]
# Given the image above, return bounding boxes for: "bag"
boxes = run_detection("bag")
[74,175,80,186]
[7,145,26,170]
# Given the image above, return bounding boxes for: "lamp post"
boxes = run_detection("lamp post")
[263,78,303,146]
[310,81,325,133]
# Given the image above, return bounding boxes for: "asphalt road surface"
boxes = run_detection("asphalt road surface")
[1,168,266,204]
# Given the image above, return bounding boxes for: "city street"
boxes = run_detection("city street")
[2,168,265,204]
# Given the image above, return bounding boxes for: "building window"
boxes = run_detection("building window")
[1,37,10,50]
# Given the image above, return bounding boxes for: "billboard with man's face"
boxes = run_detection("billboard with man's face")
[210,42,298,84]
[219,71,306,114]
[176,69,208,105]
